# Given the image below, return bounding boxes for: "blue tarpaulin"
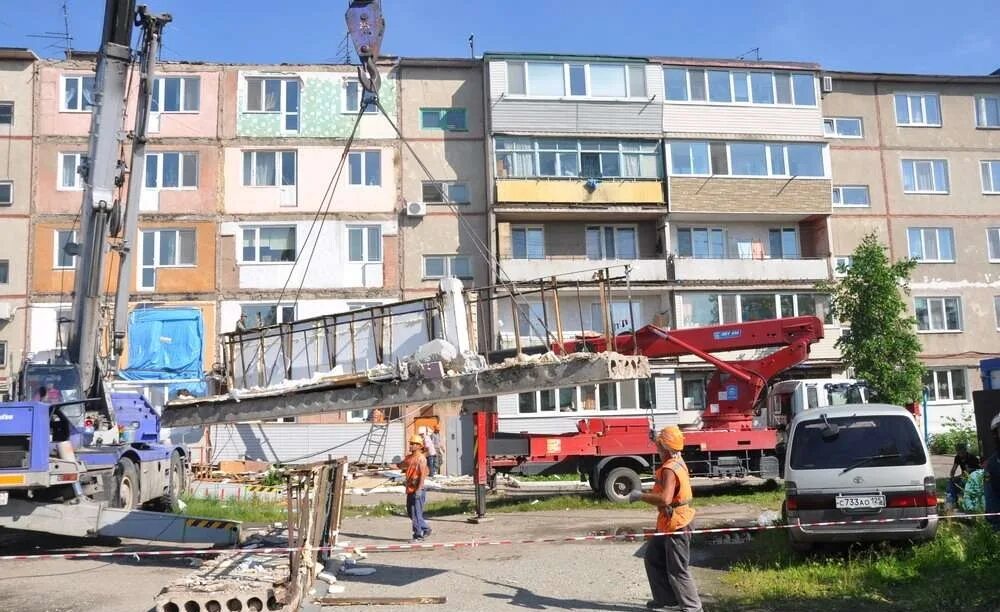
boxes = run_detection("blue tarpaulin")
[120,307,207,396]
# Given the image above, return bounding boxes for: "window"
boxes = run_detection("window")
[0,181,11,206]
[590,301,642,333]
[907,227,955,262]
[0,260,7,284]
[151,77,200,112]
[420,108,467,131]
[242,150,296,187]
[423,255,472,280]
[924,369,967,402]
[834,256,853,277]
[240,226,296,263]
[0,102,11,125]
[145,152,198,189]
[585,226,637,260]
[664,68,815,106]
[342,79,377,113]
[976,95,1000,128]
[61,75,96,111]
[914,297,962,332]
[347,225,381,262]
[421,181,470,204]
[832,185,870,207]
[678,292,832,328]
[823,117,863,138]
[894,93,941,126]
[511,226,545,260]
[496,137,661,180]
[768,228,799,259]
[245,77,299,130]
[0,340,5,368]
[506,61,647,98]
[517,387,580,414]
[982,161,1000,194]
[902,159,949,193]
[139,229,196,290]
[682,374,709,411]
[666,140,826,178]
[676,227,726,258]
[995,296,1000,329]
[241,303,296,328]
[514,301,547,336]
[348,151,381,186]
[988,228,1000,261]
[58,153,86,190]
[55,230,78,269]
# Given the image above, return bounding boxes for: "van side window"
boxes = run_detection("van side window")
[806,385,819,409]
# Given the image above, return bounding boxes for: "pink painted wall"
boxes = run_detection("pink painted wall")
[37,64,220,138]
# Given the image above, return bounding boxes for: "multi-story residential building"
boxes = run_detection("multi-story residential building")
[0,48,37,399]
[28,56,220,375]
[823,69,1000,429]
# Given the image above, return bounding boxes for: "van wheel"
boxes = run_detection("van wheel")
[112,459,140,510]
[603,466,641,503]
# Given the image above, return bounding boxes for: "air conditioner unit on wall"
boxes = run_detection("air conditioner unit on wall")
[821,76,833,93]
[406,201,427,218]
[0,302,11,321]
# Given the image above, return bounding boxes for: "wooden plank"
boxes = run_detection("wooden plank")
[318,596,446,606]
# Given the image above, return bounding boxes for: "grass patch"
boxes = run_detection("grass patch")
[510,473,583,482]
[179,494,287,524]
[720,521,1000,612]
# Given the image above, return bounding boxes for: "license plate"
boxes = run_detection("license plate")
[0,491,8,506]
[836,494,885,509]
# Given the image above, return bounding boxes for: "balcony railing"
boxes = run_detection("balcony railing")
[498,257,668,282]
[671,255,829,281]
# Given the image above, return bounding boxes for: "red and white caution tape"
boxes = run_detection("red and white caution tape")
[1,512,996,561]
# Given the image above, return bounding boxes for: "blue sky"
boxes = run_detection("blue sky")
[1,0,997,75]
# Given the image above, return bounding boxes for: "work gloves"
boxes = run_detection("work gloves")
[627,489,644,503]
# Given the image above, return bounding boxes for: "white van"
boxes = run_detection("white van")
[783,404,938,551]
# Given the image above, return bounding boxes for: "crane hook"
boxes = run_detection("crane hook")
[345,0,385,97]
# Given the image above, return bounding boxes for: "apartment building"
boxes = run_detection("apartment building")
[28,57,219,377]
[0,48,37,399]
[823,69,1000,429]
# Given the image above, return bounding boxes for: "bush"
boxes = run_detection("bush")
[928,412,981,456]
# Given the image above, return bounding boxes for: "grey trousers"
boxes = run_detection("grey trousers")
[643,530,703,612]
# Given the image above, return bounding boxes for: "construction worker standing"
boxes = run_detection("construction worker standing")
[399,434,432,542]
[628,425,703,611]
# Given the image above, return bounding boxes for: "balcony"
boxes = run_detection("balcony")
[672,255,829,281]
[499,257,669,283]
[496,178,664,205]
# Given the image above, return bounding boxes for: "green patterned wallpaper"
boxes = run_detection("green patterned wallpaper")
[237,71,397,138]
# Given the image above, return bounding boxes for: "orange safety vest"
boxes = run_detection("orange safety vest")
[651,456,695,533]
[403,452,428,495]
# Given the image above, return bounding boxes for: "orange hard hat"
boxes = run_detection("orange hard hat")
[408,434,424,446]
[655,426,684,451]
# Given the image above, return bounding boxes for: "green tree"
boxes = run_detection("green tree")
[818,233,924,405]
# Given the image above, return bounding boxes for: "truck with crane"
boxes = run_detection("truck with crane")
[0,0,234,545]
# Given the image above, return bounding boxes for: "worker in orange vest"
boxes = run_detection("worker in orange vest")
[398,433,432,542]
[628,425,703,611]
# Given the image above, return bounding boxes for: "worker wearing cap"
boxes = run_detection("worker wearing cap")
[628,425,702,611]
[985,414,1000,531]
[399,433,432,542]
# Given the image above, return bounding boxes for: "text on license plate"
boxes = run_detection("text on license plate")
[0,491,8,506]
[836,494,885,509]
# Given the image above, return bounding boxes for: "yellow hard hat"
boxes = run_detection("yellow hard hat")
[655,426,684,451]
[409,434,424,446]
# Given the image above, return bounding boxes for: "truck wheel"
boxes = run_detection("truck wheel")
[603,466,641,503]
[112,459,140,511]
[162,452,187,513]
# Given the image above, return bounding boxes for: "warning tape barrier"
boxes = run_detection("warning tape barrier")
[1,511,996,561]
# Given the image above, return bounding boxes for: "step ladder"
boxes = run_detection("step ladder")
[356,419,390,467]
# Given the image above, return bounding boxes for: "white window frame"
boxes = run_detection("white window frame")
[676,226,727,258]
[239,225,297,264]
[907,227,955,263]
[54,229,78,270]
[341,78,377,114]
[995,296,1000,330]
[419,107,469,132]
[0,102,12,126]
[666,140,828,179]
[57,153,85,191]
[924,368,968,403]
[590,300,643,334]
[244,77,300,132]
[678,292,833,328]
[0,259,8,285]
[833,256,853,277]
[506,60,648,100]
[901,159,949,194]
[894,92,942,127]
[988,228,1000,262]
[0,340,6,368]
[421,181,470,205]
[510,225,545,260]
[60,75,96,112]
[982,161,1000,194]
[0,180,12,206]
[240,302,297,327]
[347,151,382,186]
[832,185,871,207]
[823,117,863,138]
[242,150,296,187]
[768,227,800,259]
[422,255,473,280]
[663,67,817,107]
[347,225,382,263]
[974,95,1000,129]
[585,224,639,260]
[151,76,200,113]
[914,296,963,333]
[138,228,197,291]
[145,152,199,190]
